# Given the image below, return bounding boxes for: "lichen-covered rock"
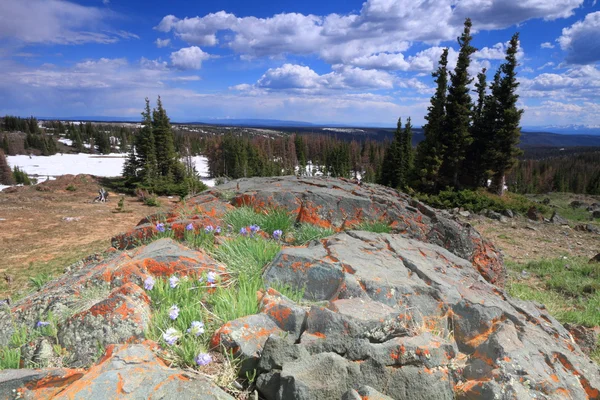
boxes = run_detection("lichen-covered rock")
[257,231,600,400]
[342,385,395,400]
[3,343,234,400]
[211,314,284,373]
[213,176,505,286]
[259,288,308,341]
[0,239,225,367]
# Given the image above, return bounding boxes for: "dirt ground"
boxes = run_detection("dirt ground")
[0,175,173,298]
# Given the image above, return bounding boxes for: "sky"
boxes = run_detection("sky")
[0,0,599,127]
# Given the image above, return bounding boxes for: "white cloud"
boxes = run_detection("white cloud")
[155,38,171,48]
[170,46,210,70]
[245,63,396,92]
[475,41,524,61]
[0,0,133,45]
[519,65,600,100]
[102,0,110,4]
[155,0,577,67]
[558,11,600,64]
[540,42,555,49]
[537,62,555,70]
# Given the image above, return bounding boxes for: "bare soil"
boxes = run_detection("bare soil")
[0,175,174,297]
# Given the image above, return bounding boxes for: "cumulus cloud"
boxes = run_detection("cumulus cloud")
[242,63,397,92]
[540,42,555,49]
[155,0,577,66]
[519,65,600,100]
[558,11,600,64]
[474,41,524,61]
[155,38,171,48]
[0,0,134,45]
[170,46,210,70]
[537,62,555,70]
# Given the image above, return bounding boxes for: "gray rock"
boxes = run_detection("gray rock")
[502,209,515,218]
[487,210,503,221]
[260,289,308,341]
[550,211,569,225]
[342,386,395,400]
[593,210,600,219]
[458,211,471,218]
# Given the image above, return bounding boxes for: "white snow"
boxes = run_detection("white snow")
[58,138,73,146]
[1,153,213,191]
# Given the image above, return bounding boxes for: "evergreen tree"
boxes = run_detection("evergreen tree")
[379,118,402,188]
[400,117,414,189]
[2,135,9,154]
[0,149,14,185]
[441,18,476,188]
[487,33,524,196]
[152,96,180,179]
[414,48,449,192]
[463,68,491,188]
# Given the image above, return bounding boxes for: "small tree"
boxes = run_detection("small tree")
[0,149,14,185]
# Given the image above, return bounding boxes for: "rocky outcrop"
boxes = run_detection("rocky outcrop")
[114,177,505,287]
[218,230,600,399]
[2,177,599,399]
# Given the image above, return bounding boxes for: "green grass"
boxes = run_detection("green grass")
[0,347,21,370]
[29,273,53,290]
[506,258,600,327]
[353,221,392,234]
[223,206,295,236]
[291,224,335,245]
[526,192,600,223]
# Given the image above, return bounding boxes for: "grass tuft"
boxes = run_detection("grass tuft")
[353,221,392,234]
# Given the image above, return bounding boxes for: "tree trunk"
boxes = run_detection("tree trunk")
[490,173,506,196]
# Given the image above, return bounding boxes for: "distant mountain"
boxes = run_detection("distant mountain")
[181,118,317,127]
[523,125,600,135]
[518,131,600,147]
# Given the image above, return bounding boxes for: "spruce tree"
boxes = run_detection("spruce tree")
[401,117,414,189]
[441,18,476,188]
[379,118,402,188]
[488,33,524,195]
[463,68,490,188]
[414,49,449,192]
[2,135,9,154]
[0,149,14,185]
[152,96,179,179]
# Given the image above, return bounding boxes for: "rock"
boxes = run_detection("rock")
[259,288,308,341]
[527,206,544,222]
[570,200,587,209]
[257,231,600,400]
[502,209,514,218]
[486,210,503,221]
[541,197,551,205]
[6,343,233,400]
[590,253,600,263]
[458,211,470,218]
[550,211,569,225]
[564,323,599,356]
[212,177,505,287]
[342,386,395,400]
[211,314,284,373]
[574,224,600,234]
[593,210,600,219]
[0,238,225,367]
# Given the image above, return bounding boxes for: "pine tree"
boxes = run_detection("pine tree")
[2,135,9,154]
[415,48,449,192]
[152,96,179,178]
[401,117,414,189]
[0,149,14,185]
[441,18,476,188]
[488,33,524,196]
[463,68,491,188]
[379,118,402,188]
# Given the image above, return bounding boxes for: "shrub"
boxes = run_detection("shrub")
[12,166,32,185]
[65,184,76,191]
[144,195,161,207]
[416,188,546,214]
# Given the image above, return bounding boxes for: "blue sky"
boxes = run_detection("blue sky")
[0,0,599,127]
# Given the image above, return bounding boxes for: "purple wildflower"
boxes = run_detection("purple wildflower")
[239,227,248,236]
[250,224,260,235]
[169,305,180,320]
[36,321,50,328]
[272,229,283,240]
[144,276,155,290]
[207,271,217,286]
[185,223,194,231]
[163,328,179,345]
[169,276,180,288]
[195,352,212,366]
[204,225,214,233]
[215,226,221,234]
[187,321,205,336]
[156,223,166,233]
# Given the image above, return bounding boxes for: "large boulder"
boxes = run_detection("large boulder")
[255,231,600,400]
[212,177,505,287]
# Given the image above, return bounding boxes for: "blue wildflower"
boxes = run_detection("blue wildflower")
[250,224,260,235]
[36,321,50,328]
[163,328,179,345]
[215,226,222,234]
[156,223,166,233]
[187,321,205,336]
[185,223,194,231]
[195,352,212,366]
[144,276,155,290]
[207,271,217,286]
[204,225,214,233]
[169,276,180,288]
[273,230,283,240]
[240,227,248,236]
[169,305,180,320]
